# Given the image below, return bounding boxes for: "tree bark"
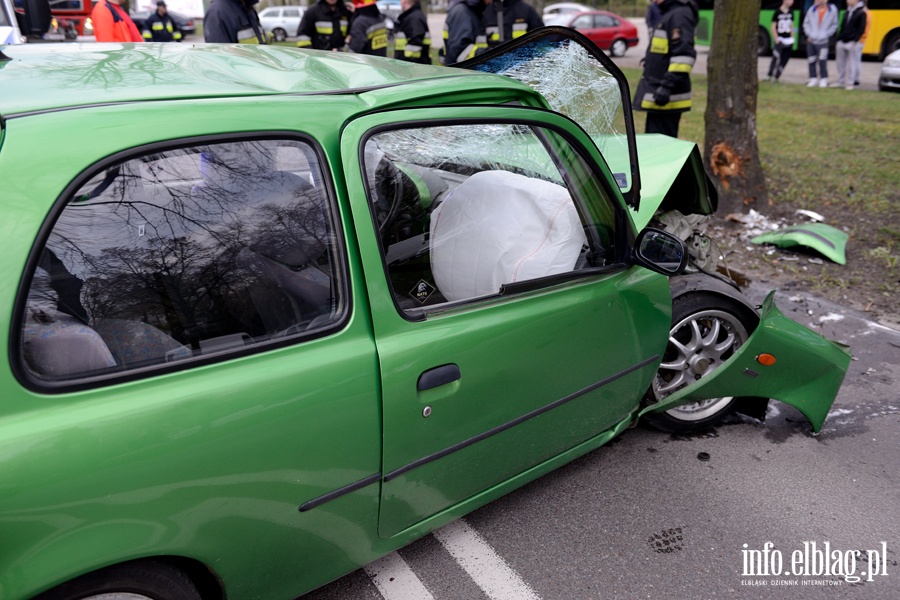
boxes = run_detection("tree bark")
[703,0,768,215]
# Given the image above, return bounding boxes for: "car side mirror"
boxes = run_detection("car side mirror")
[633,228,688,276]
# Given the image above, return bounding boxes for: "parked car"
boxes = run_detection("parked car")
[128,8,196,35]
[879,48,900,91]
[542,1,590,18]
[0,29,849,599]
[258,5,304,42]
[543,9,639,56]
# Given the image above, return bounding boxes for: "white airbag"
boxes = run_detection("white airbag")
[430,170,586,302]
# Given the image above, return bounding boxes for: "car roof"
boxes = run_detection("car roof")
[0,43,526,119]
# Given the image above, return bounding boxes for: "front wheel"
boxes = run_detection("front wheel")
[273,27,288,42]
[610,38,628,57]
[644,290,759,433]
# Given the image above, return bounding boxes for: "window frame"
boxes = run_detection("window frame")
[357,115,631,322]
[12,132,351,393]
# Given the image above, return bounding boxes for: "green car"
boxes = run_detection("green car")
[0,29,849,600]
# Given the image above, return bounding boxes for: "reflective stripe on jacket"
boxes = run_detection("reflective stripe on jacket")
[396,3,431,64]
[347,6,387,56]
[143,12,182,42]
[482,0,543,48]
[296,0,351,50]
[633,0,697,114]
[203,0,267,43]
[442,0,488,65]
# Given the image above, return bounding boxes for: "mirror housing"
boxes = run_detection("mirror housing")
[633,228,688,276]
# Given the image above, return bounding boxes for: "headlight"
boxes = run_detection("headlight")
[84,17,93,33]
[886,59,900,68]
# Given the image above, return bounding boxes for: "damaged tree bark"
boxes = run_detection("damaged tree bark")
[703,0,768,215]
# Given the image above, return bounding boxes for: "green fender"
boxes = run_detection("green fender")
[639,291,851,432]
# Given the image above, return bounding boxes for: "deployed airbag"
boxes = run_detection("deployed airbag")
[429,170,586,302]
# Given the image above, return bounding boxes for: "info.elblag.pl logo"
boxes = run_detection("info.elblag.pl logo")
[741,541,892,586]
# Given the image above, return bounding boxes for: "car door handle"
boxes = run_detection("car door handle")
[417,364,461,391]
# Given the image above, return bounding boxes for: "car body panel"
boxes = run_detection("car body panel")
[640,291,852,432]
[630,134,717,230]
[0,36,850,599]
[341,105,672,537]
[0,43,504,118]
[0,97,390,600]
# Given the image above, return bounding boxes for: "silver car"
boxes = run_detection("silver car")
[258,5,305,42]
[879,49,900,91]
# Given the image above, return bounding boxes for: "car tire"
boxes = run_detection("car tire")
[610,38,627,57]
[643,289,759,433]
[33,560,202,600]
[757,26,772,57]
[273,27,287,42]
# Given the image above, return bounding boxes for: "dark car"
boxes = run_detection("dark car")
[544,9,639,57]
[129,8,196,35]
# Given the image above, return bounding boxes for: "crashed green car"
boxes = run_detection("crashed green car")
[0,29,848,600]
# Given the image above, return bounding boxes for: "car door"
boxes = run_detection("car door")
[342,106,673,538]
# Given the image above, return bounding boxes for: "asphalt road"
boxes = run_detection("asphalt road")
[299,284,900,600]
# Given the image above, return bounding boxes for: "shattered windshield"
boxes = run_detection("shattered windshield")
[458,28,638,203]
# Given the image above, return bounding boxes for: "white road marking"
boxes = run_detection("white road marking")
[365,551,435,600]
[433,519,542,600]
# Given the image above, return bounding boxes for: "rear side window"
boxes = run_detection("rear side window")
[21,139,344,383]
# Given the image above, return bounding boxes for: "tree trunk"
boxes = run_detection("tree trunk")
[703,0,768,215]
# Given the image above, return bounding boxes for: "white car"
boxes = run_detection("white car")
[258,5,305,42]
[542,2,591,18]
[879,49,900,92]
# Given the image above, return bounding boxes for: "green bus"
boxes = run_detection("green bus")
[695,0,900,59]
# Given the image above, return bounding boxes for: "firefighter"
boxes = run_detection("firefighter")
[142,0,183,42]
[296,0,352,51]
[441,0,491,65]
[632,0,698,138]
[90,0,143,42]
[203,0,269,43]
[347,0,388,56]
[482,0,542,50]
[394,0,431,64]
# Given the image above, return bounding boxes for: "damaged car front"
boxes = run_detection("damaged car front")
[457,27,851,432]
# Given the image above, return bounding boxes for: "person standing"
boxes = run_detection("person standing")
[395,0,431,63]
[633,0,697,138]
[856,1,871,85]
[766,0,794,82]
[142,0,183,42]
[834,0,866,89]
[346,0,388,56]
[296,0,353,50]
[645,0,662,31]
[441,0,491,65]
[91,0,143,42]
[204,0,268,43]
[802,0,838,87]
[482,0,542,50]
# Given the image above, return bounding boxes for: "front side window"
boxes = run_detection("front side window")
[21,139,343,383]
[363,122,619,314]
